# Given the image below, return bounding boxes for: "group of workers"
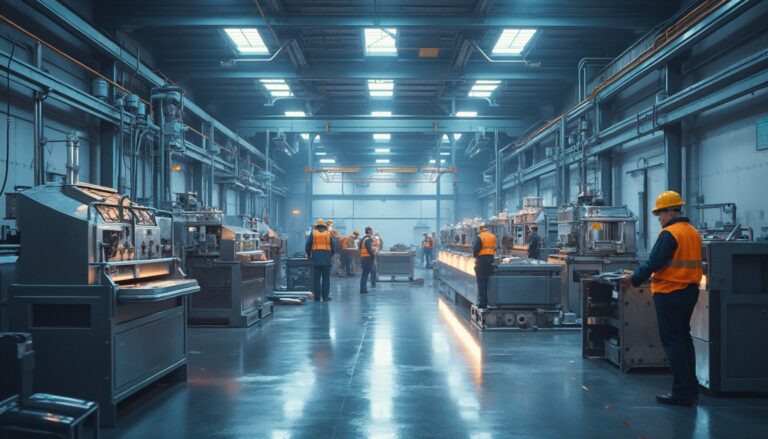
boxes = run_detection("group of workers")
[472,190,702,407]
[305,219,384,300]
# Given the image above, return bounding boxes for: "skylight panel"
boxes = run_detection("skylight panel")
[454,133,462,140]
[284,111,306,117]
[373,133,391,142]
[376,159,390,164]
[375,148,391,153]
[429,159,447,164]
[371,111,392,117]
[492,29,537,56]
[224,28,269,55]
[440,152,451,156]
[456,111,478,117]
[319,159,336,164]
[300,133,310,140]
[315,151,327,156]
[368,79,394,97]
[441,134,450,143]
[364,28,398,56]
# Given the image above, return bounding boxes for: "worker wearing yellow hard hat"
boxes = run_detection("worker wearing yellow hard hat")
[473,222,496,310]
[341,230,360,277]
[620,190,702,406]
[306,218,335,302]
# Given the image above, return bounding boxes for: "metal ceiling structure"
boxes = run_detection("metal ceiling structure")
[86,0,680,166]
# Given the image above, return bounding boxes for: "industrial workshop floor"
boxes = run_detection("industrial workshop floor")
[104,269,768,439]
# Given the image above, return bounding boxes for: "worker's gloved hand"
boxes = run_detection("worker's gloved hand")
[618,276,633,287]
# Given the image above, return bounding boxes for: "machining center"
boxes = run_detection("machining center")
[9,182,200,426]
[548,192,639,319]
[176,208,274,327]
[436,220,566,329]
[509,197,559,260]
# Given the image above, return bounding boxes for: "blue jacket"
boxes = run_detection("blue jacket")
[630,217,688,287]
[305,228,336,266]
[528,232,540,258]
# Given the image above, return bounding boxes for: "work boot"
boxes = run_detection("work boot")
[656,393,694,407]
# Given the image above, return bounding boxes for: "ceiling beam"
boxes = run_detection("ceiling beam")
[107,13,658,31]
[177,62,573,81]
[237,116,525,134]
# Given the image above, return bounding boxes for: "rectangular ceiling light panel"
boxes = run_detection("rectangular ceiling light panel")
[376,159,391,164]
[260,79,293,98]
[368,79,394,97]
[364,28,398,56]
[224,28,270,54]
[373,133,391,142]
[319,159,336,164]
[456,111,478,117]
[284,111,306,117]
[371,111,392,117]
[468,80,501,98]
[492,29,537,56]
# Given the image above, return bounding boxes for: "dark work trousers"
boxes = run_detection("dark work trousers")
[312,265,331,301]
[423,248,434,267]
[360,257,374,292]
[341,252,352,276]
[474,255,494,308]
[653,284,700,398]
[371,255,378,286]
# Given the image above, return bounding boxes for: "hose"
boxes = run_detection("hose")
[0,41,15,197]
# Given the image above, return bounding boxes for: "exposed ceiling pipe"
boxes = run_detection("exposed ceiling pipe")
[468,41,540,67]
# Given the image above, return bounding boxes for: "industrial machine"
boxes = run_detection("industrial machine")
[509,197,558,259]
[693,203,753,241]
[9,182,199,426]
[691,240,768,394]
[436,249,567,329]
[286,257,311,291]
[548,192,639,318]
[582,273,667,372]
[377,246,415,281]
[486,212,514,256]
[176,207,274,327]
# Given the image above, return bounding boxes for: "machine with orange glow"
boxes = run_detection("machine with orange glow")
[9,182,200,426]
[436,231,567,330]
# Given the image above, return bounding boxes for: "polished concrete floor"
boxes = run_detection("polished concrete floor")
[105,269,768,439]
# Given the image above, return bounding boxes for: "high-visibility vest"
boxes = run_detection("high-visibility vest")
[360,236,372,257]
[651,221,703,294]
[422,238,434,249]
[341,237,349,250]
[311,230,331,251]
[477,230,496,256]
[347,236,358,249]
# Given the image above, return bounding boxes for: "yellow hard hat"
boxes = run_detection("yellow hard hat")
[354,230,360,235]
[652,190,685,214]
[326,219,334,225]
[316,218,325,226]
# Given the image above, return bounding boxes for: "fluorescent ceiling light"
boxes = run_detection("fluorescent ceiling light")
[314,151,327,156]
[441,134,450,143]
[319,158,336,164]
[456,111,478,117]
[371,111,392,117]
[454,133,462,140]
[368,79,394,97]
[469,80,501,97]
[440,152,451,156]
[429,159,447,164]
[364,28,398,56]
[260,79,293,98]
[284,111,306,117]
[492,29,537,56]
[300,133,310,140]
[376,159,390,164]
[373,133,391,142]
[224,28,269,55]
[374,148,391,153]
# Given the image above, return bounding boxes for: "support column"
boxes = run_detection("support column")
[435,138,441,235]
[451,135,459,223]
[32,42,45,185]
[664,61,682,194]
[599,151,613,204]
[307,135,314,223]
[558,120,569,205]
[494,129,501,212]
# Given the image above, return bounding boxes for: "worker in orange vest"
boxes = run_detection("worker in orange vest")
[422,232,435,268]
[359,227,375,294]
[620,190,702,406]
[472,223,496,309]
[341,230,359,276]
[305,218,336,302]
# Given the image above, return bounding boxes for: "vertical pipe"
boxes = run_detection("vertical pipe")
[307,135,314,223]
[32,42,44,185]
[494,129,501,213]
[558,120,567,205]
[451,136,458,222]
[435,137,441,237]
[265,130,271,219]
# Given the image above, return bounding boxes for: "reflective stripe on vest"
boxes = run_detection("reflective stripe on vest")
[650,221,703,294]
[478,231,496,256]
[311,230,331,251]
[360,236,372,257]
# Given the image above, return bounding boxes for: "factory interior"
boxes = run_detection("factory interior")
[1,0,768,437]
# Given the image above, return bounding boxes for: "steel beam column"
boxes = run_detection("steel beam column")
[664,62,683,194]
